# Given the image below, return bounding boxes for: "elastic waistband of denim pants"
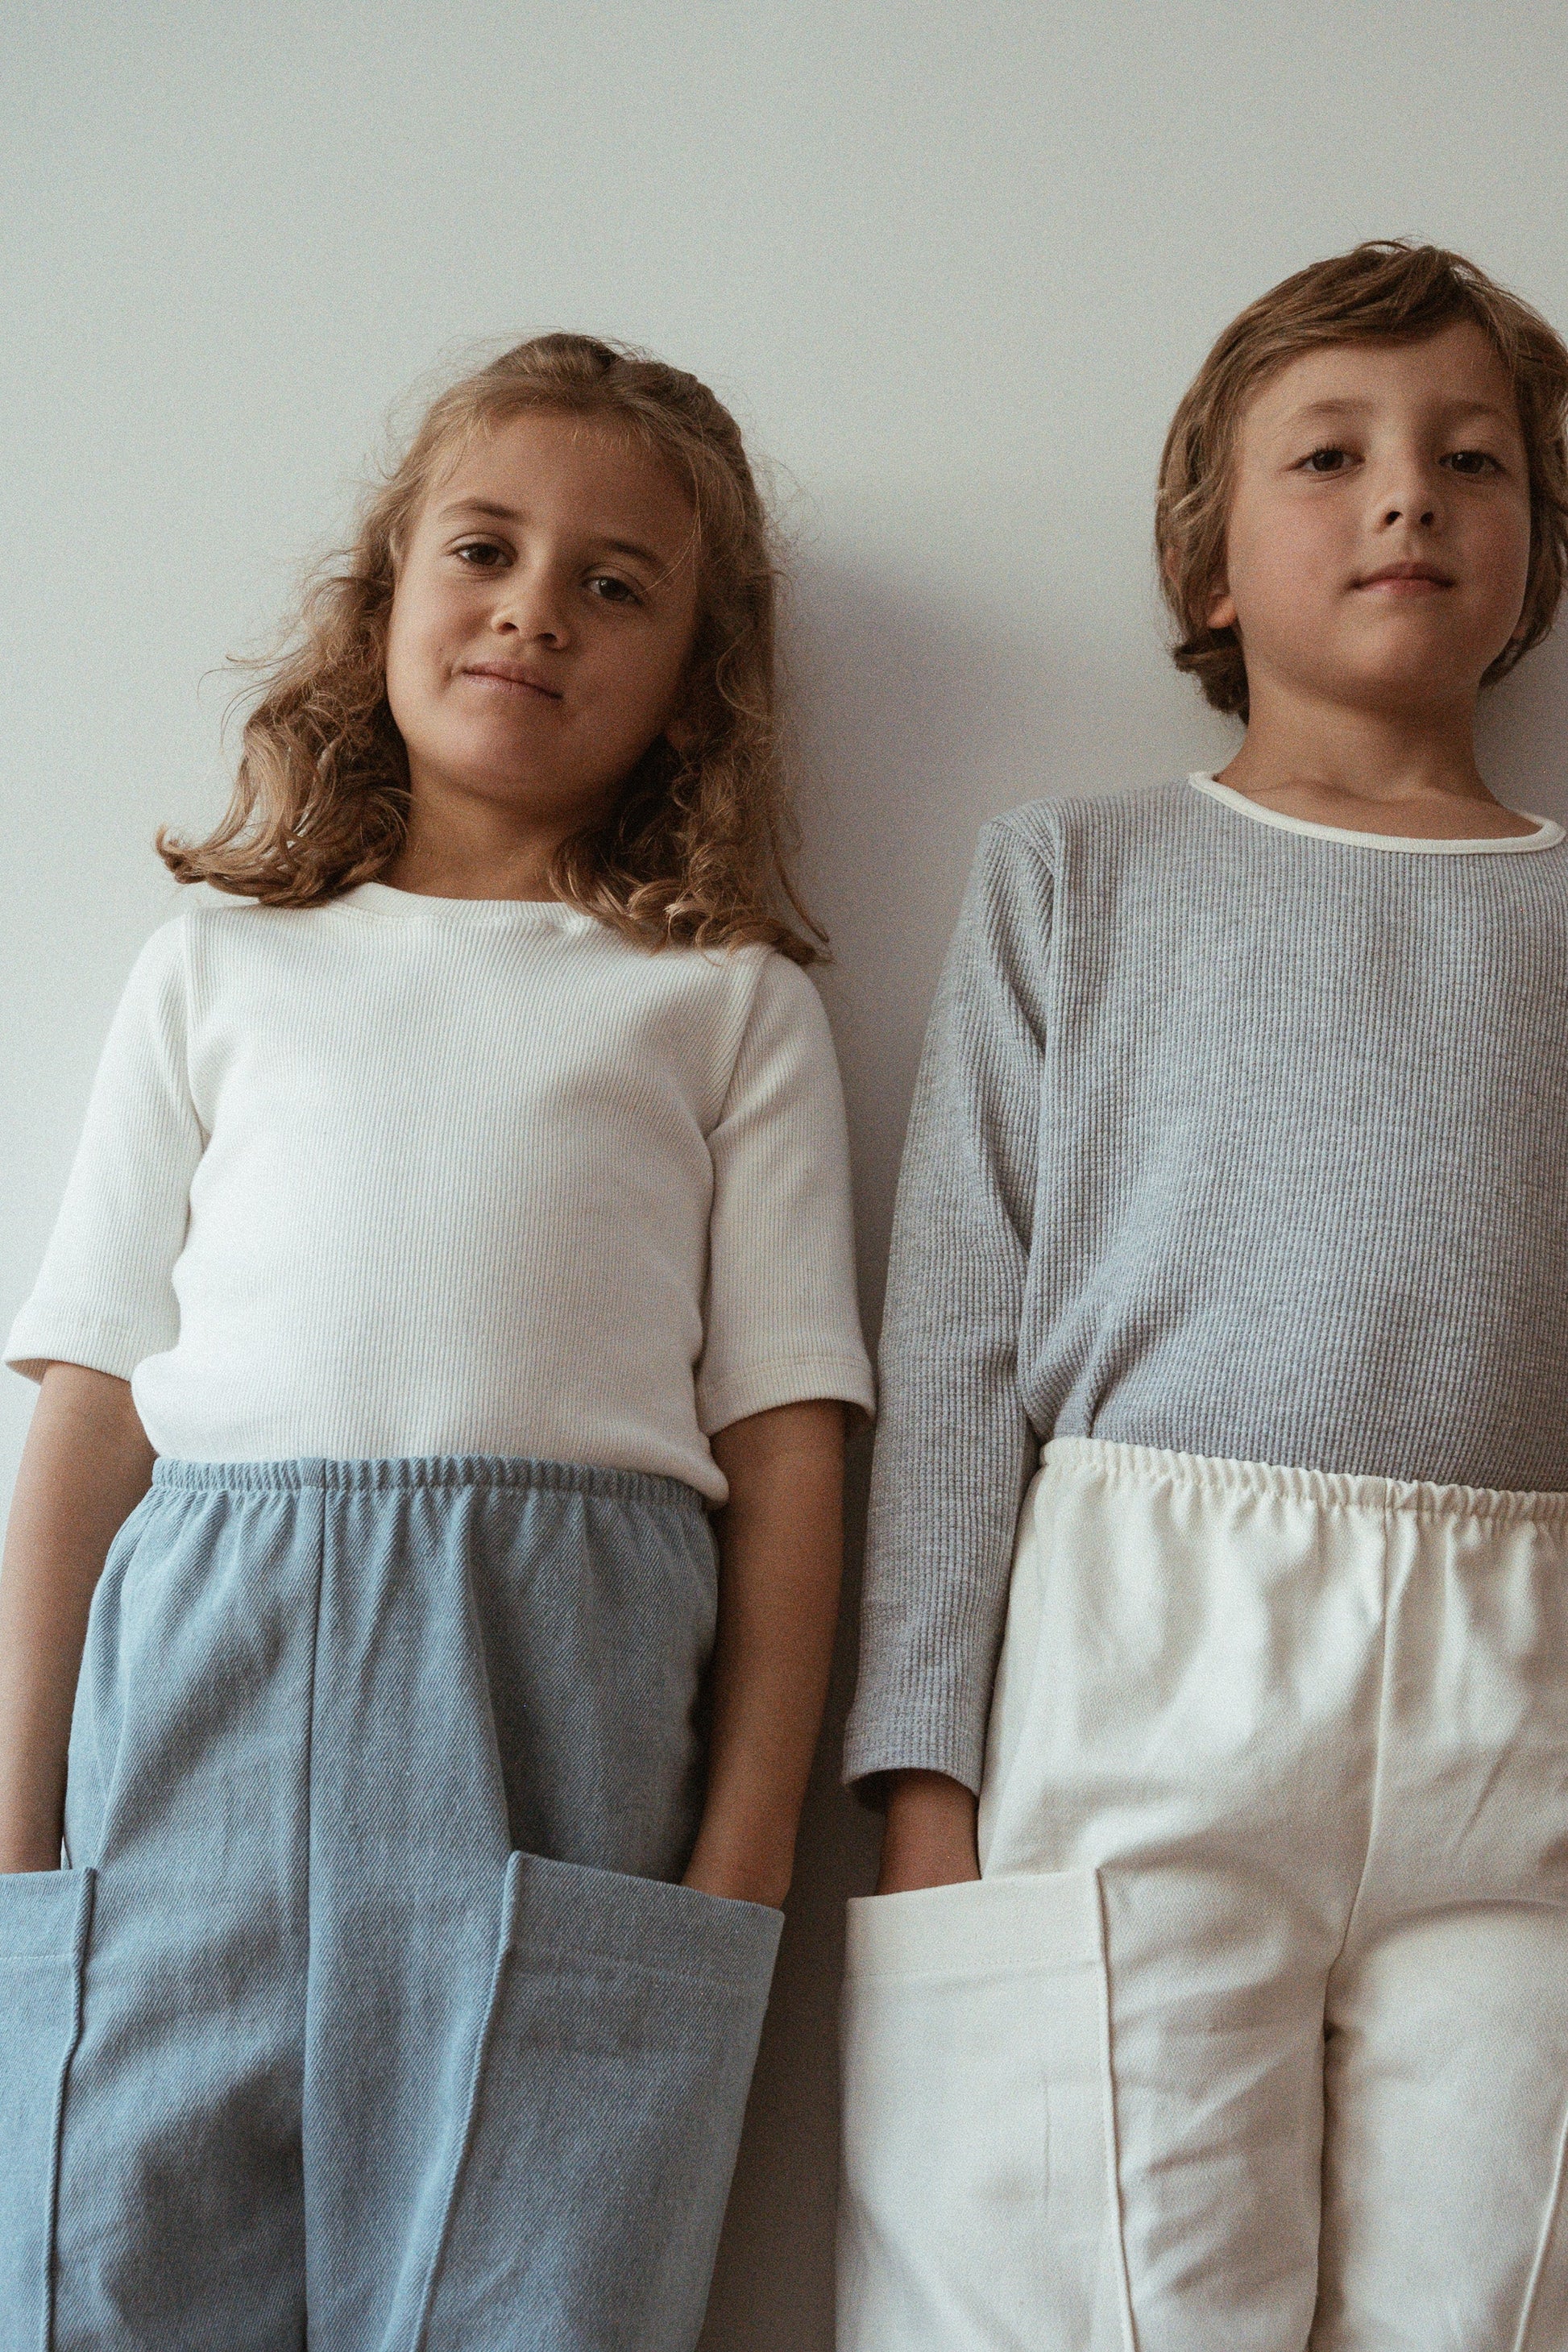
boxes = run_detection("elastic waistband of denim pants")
[151,1454,708,1512]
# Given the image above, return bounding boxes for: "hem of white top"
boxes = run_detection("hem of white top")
[699,1352,879,1436]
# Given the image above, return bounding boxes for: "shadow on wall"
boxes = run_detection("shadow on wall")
[1478,622,1568,830]
[702,560,1068,2352]
[785,558,1076,1310]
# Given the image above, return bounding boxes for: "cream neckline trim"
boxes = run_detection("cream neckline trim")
[1189,772,1563,855]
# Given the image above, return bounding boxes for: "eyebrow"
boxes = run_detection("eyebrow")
[435,497,670,569]
[1284,394,1514,426]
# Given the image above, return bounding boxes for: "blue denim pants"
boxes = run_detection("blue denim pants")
[0,1457,782,2351]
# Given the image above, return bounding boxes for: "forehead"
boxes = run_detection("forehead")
[1239,321,1522,440]
[424,409,695,547]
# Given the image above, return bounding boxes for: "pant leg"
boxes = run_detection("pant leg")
[301,1458,780,2352]
[841,1440,1388,2352]
[48,1470,316,2352]
[1312,1491,1568,2350]
[1312,1908,1568,2351]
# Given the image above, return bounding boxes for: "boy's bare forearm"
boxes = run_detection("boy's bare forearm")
[876,1768,981,1894]
[0,1364,154,1871]
[683,1400,845,1909]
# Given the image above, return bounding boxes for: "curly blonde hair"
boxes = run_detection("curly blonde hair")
[1155,241,1568,720]
[160,334,823,962]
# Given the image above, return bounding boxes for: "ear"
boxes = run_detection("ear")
[1206,574,1238,633]
[662,703,698,755]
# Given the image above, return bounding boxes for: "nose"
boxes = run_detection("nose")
[490,562,571,646]
[1375,454,1440,532]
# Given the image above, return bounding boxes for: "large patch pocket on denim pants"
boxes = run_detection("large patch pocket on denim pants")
[838,1867,1133,2352]
[0,1867,95,2348]
[405,1850,782,2352]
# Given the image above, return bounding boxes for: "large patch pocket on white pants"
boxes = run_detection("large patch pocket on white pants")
[0,1867,94,2351]
[839,1867,1132,2352]
[405,1849,782,2352]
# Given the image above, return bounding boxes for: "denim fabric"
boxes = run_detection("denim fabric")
[0,1457,781,2352]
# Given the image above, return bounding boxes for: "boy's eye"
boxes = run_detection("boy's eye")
[1302,446,1351,474]
[453,539,508,568]
[1443,449,1500,477]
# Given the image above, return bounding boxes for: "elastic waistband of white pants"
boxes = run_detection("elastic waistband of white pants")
[1040,1435,1568,1527]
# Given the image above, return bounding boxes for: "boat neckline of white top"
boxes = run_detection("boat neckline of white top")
[1190,771,1564,854]
[338,881,595,924]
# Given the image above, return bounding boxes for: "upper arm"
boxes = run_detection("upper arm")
[890,819,1054,1277]
[708,1396,847,1495]
[6,923,203,1385]
[697,959,875,1440]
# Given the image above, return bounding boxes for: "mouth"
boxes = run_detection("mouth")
[1353,562,1455,594]
[458,663,563,701]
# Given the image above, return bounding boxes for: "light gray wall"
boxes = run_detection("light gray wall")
[6,6,1568,2341]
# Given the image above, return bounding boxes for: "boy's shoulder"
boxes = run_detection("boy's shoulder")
[985,778,1193,864]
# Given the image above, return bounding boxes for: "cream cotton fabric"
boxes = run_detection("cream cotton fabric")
[6,886,873,1499]
[840,1437,1568,2352]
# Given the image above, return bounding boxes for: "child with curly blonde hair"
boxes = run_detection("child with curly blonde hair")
[841,243,1568,2349]
[1,333,873,2350]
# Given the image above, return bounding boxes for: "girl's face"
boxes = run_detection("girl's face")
[385,409,701,836]
[1209,322,1533,719]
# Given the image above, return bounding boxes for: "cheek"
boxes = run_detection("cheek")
[1480,500,1533,611]
[1226,497,1346,629]
[384,588,451,728]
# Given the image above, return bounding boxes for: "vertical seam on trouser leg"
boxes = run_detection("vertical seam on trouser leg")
[40,1867,95,2352]
[1513,2094,1568,2350]
[405,1852,523,2351]
[1329,1500,1396,1970]
[300,1481,328,2329]
[1094,1872,1141,2352]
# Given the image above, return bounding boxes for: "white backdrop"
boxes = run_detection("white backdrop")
[6,6,1568,2342]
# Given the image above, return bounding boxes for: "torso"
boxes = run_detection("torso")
[1015,776,1568,1488]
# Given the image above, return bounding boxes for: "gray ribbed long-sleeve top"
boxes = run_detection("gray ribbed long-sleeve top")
[844,774,1568,1791]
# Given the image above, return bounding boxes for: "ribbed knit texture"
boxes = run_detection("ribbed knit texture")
[6,883,873,1500]
[844,778,1568,1790]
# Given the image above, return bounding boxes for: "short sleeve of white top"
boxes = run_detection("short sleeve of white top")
[6,886,875,1501]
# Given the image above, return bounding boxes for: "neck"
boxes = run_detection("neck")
[1210,674,1541,839]
[1219,678,1491,811]
[384,774,611,901]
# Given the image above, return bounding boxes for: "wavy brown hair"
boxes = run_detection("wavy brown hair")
[160,334,823,962]
[1155,241,1568,720]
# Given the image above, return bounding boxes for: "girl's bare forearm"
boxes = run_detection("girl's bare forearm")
[684,1400,845,1908]
[0,1364,154,1870]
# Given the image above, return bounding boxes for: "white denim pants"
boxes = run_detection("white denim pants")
[840,1437,1568,2351]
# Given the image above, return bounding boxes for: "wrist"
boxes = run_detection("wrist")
[876,1769,981,1894]
[682,1816,795,1909]
[0,1830,64,1873]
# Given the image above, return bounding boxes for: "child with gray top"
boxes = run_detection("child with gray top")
[840,243,1568,2350]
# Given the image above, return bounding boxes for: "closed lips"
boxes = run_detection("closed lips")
[462,665,563,697]
[1354,563,1454,590]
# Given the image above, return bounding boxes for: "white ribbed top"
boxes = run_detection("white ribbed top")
[6,886,875,1500]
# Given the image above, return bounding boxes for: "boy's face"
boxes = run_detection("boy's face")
[386,410,700,836]
[1210,323,1533,718]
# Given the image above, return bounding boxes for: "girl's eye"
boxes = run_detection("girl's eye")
[454,539,508,568]
[1443,449,1500,477]
[586,574,641,605]
[1302,446,1351,474]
